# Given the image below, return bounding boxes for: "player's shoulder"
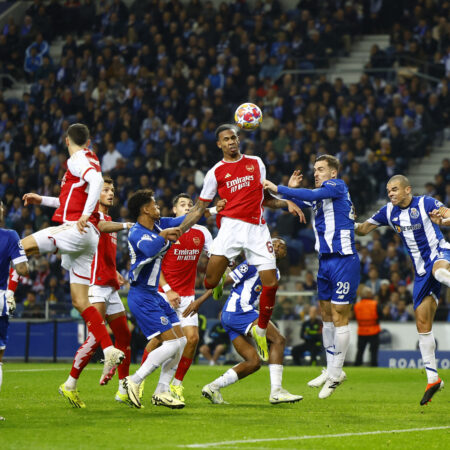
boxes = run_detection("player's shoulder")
[323,178,346,193]
[191,224,212,236]
[208,160,226,175]
[420,195,443,209]
[98,211,111,221]
[0,227,20,242]
[243,155,263,163]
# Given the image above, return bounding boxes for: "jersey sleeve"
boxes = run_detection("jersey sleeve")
[8,230,28,265]
[277,182,343,203]
[159,216,185,229]
[256,156,266,181]
[67,151,97,180]
[201,227,213,255]
[367,205,389,226]
[229,261,258,284]
[199,168,217,203]
[136,232,166,258]
[423,196,444,213]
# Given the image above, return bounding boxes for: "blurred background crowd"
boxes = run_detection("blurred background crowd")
[0,0,449,323]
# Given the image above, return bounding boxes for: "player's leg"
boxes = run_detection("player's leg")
[204,255,230,289]
[59,297,106,408]
[0,347,4,421]
[416,295,444,405]
[202,335,257,404]
[432,258,450,287]
[266,321,303,404]
[20,234,42,256]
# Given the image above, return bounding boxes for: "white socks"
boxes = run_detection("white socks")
[118,379,127,395]
[254,325,266,337]
[434,268,450,287]
[322,321,335,372]
[131,338,179,385]
[0,362,2,392]
[419,331,439,383]
[64,375,78,390]
[211,368,238,389]
[269,364,283,393]
[155,337,187,394]
[328,325,350,381]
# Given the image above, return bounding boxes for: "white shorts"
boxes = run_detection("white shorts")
[160,293,198,328]
[210,217,276,270]
[88,285,125,316]
[32,223,99,285]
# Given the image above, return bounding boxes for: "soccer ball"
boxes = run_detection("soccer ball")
[234,103,263,130]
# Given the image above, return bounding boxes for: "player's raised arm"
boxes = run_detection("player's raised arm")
[262,190,306,223]
[98,220,133,233]
[23,193,61,208]
[178,199,210,234]
[429,206,450,226]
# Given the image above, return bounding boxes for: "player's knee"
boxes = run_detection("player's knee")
[272,333,286,347]
[249,357,262,372]
[187,332,199,347]
[204,274,219,289]
[262,279,278,289]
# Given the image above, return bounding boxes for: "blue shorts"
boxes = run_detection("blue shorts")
[0,315,9,350]
[221,309,258,342]
[317,253,360,304]
[413,249,450,310]
[128,287,178,340]
[158,296,180,327]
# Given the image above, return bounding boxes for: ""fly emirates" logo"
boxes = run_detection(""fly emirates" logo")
[226,175,254,193]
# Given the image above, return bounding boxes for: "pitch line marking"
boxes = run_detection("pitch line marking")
[181,426,450,448]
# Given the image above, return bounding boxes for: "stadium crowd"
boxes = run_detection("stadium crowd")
[0,0,449,322]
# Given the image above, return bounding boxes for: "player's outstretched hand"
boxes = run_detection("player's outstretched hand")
[286,200,306,223]
[160,227,182,242]
[23,193,42,206]
[288,170,303,188]
[216,198,227,213]
[263,180,278,192]
[182,299,201,318]
[76,215,90,234]
[166,289,181,309]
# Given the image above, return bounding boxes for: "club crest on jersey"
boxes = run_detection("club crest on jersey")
[410,208,419,219]
[239,264,248,274]
[193,237,201,246]
[160,316,169,325]
[246,164,254,173]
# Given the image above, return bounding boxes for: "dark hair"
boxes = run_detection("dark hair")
[316,154,340,172]
[215,123,239,140]
[103,175,113,185]
[128,189,154,222]
[67,123,90,146]
[172,193,191,206]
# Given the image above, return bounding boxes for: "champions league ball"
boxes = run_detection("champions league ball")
[234,103,263,130]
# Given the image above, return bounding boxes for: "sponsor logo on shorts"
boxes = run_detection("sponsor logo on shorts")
[410,208,419,219]
[160,316,169,325]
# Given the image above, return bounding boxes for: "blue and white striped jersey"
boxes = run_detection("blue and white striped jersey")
[224,261,280,313]
[368,196,450,276]
[128,216,183,291]
[278,179,356,255]
[0,228,28,316]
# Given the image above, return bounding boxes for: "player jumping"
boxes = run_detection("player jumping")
[175,124,304,362]
[355,175,449,405]
[20,124,127,386]
[264,154,359,398]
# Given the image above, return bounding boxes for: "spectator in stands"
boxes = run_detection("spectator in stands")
[198,321,230,366]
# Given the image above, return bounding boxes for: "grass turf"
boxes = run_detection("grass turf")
[0,363,448,449]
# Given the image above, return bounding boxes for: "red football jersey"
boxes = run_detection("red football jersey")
[91,212,120,291]
[159,225,212,296]
[199,155,266,225]
[53,149,101,226]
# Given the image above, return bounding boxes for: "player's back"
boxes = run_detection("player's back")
[160,224,212,296]
[200,155,266,225]
[53,149,101,225]
[312,179,356,255]
[91,212,119,290]
[224,261,280,313]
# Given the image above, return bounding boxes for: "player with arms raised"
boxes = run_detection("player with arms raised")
[264,154,359,398]
[0,201,29,421]
[175,124,304,362]
[355,175,450,405]
[20,124,126,386]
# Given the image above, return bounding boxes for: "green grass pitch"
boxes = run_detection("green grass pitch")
[0,363,448,449]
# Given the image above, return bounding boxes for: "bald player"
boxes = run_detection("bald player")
[355,175,450,405]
